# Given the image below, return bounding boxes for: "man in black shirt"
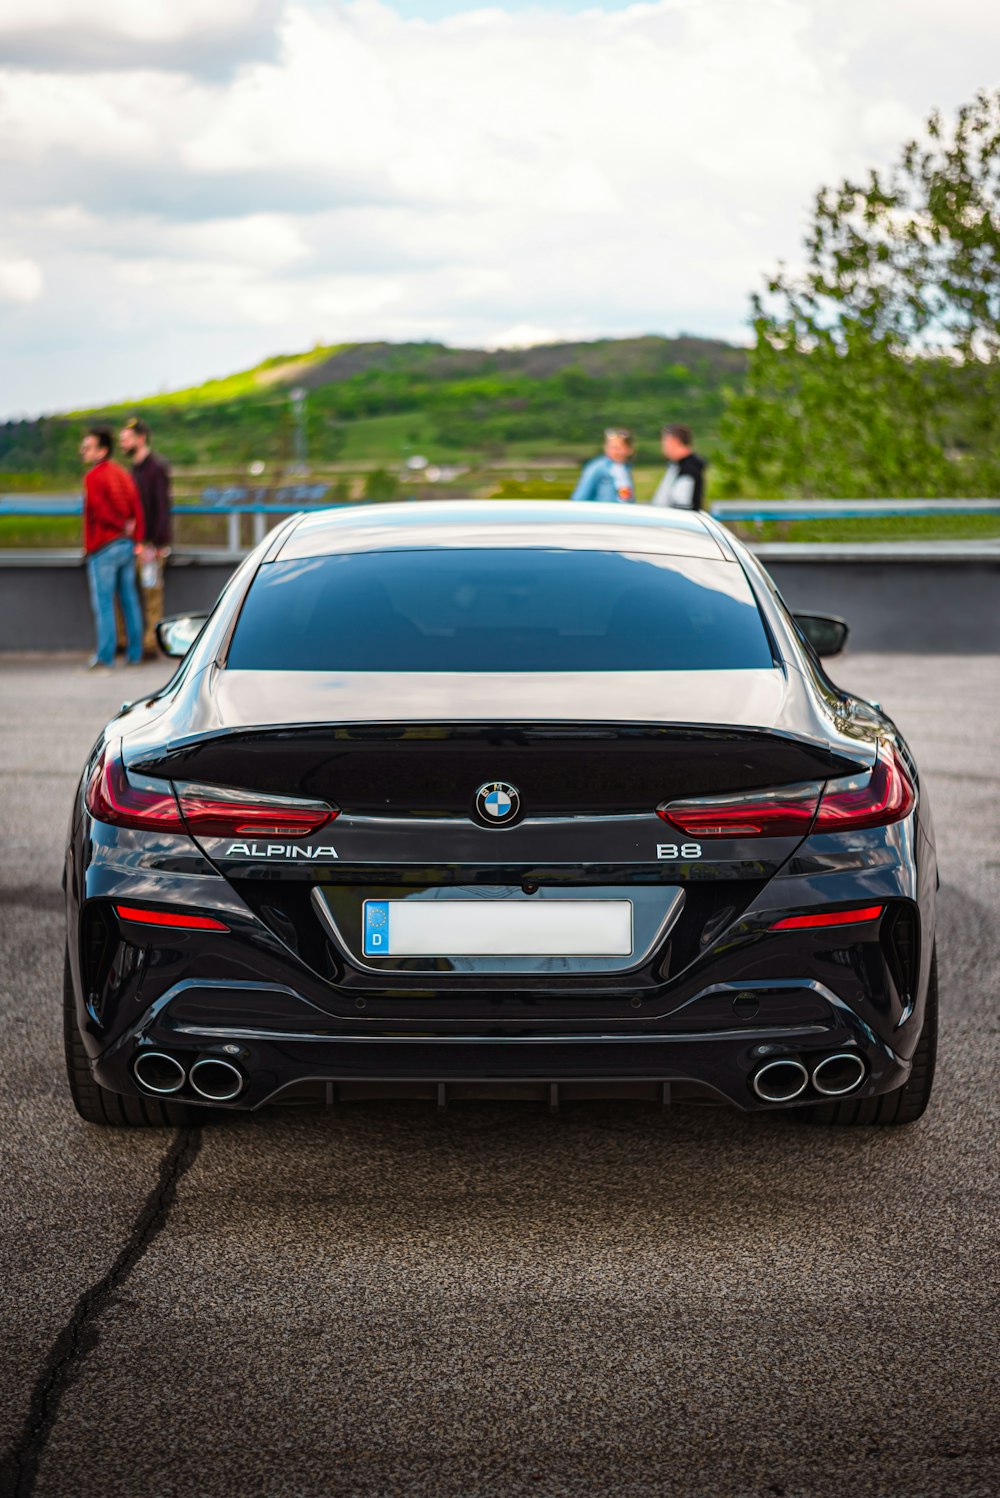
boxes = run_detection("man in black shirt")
[651,423,706,511]
[119,417,172,656]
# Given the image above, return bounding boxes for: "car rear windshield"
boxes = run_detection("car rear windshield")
[226,548,775,672]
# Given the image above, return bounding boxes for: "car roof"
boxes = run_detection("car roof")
[273,500,729,562]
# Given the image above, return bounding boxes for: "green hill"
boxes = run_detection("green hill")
[0,335,746,477]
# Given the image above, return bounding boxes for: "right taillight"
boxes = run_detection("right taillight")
[813,745,915,832]
[657,744,914,839]
[658,781,821,838]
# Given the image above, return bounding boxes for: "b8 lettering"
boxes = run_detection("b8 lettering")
[657,842,702,860]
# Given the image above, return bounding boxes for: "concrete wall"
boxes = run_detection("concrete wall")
[767,562,1000,654]
[0,557,237,654]
[1,553,998,654]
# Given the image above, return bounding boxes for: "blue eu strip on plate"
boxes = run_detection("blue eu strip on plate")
[363,900,391,956]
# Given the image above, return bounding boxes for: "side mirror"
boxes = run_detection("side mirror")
[794,612,849,658]
[156,613,209,659]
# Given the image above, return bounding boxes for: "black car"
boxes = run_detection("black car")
[63,501,937,1127]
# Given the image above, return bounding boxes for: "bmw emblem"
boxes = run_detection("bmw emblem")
[474,781,521,826]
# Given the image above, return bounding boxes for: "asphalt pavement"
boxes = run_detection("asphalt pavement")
[1,654,998,1498]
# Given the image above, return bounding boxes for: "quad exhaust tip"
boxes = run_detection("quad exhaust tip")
[133,1051,186,1096]
[189,1056,245,1103]
[751,1058,809,1103]
[812,1052,866,1097]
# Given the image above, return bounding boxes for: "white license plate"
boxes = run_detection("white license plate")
[362,899,633,958]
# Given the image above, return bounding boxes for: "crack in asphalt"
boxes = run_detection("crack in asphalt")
[0,1128,202,1498]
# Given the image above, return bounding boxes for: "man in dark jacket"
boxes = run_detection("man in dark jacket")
[81,426,145,672]
[119,417,172,656]
[651,423,706,511]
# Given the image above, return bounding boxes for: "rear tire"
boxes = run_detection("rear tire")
[797,945,938,1126]
[63,949,198,1127]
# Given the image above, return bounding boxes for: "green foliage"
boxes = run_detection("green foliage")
[489,477,576,499]
[735,513,1000,544]
[0,514,81,547]
[362,467,402,501]
[0,470,53,492]
[724,89,1000,497]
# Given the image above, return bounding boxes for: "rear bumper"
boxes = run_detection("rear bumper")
[93,974,910,1112]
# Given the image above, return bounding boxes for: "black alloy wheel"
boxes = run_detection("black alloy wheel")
[63,950,198,1127]
[797,946,938,1126]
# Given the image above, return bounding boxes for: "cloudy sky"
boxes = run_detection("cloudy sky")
[0,0,996,416]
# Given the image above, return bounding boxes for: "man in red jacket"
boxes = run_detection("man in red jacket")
[80,426,145,672]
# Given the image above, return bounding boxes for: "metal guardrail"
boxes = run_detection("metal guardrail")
[8,492,1000,519]
[0,485,332,513]
[0,485,344,550]
[3,492,1000,553]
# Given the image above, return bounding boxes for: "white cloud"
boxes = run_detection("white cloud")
[859,100,926,154]
[0,254,43,302]
[487,323,572,348]
[0,70,201,163]
[0,0,265,42]
[0,0,997,413]
[0,0,284,73]
[169,214,309,268]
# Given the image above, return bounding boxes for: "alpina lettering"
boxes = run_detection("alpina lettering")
[225,843,339,859]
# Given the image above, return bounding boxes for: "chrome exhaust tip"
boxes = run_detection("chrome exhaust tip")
[189,1057,245,1103]
[812,1052,866,1097]
[133,1051,186,1096]
[751,1058,809,1103]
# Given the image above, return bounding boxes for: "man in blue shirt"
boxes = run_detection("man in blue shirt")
[571,427,635,504]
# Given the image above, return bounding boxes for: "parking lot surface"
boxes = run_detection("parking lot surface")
[1,654,998,1498]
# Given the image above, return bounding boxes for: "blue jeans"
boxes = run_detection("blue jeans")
[86,537,143,665]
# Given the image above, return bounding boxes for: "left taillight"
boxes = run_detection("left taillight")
[85,746,338,838]
[174,782,336,837]
[85,743,184,831]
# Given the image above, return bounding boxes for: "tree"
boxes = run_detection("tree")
[723,89,1000,496]
[363,467,401,502]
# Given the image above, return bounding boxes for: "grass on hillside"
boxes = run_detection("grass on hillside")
[66,345,345,415]
[336,412,449,461]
